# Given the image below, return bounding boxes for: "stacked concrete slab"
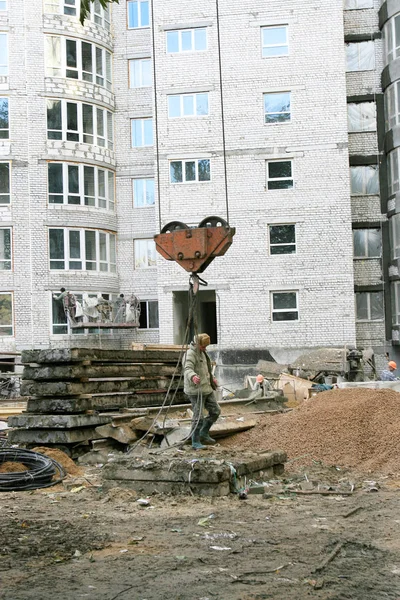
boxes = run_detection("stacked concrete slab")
[7,348,185,449]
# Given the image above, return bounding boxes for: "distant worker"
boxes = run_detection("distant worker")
[183,333,221,450]
[53,288,78,323]
[380,360,398,381]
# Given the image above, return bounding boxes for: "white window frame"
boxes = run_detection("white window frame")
[264,91,291,124]
[131,118,153,147]
[352,228,381,259]
[0,162,10,204]
[0,227,11,270]
[139,300,159,329]
[0,292,13,336]
[49,228,117,272]
[0,97,9,139]
[385,81,400,129]
[169,159,211,183]
[127,0,149,29]
[166,27,207,53]
[45,36,112,90]
[266,160,293,190]
[350,165,379,195]
[355,291,384,322]
[167,92,209,118]
[268,224,296,255]
[0,33,8,77]
[384,14,400,64]
[92,0,111,30]
[129,58,152,88]
[388,149,400,197]
[48,162,115,211]
[345,41,375,72]
[344,0,373,9]
[261,25,289,58]
[347,102,376,132]
[134,239,156,269]
[392,214,400,259]
[0,1,7,11]
[46,99,114,149]
[271,291,299,322]
[392,281,400,325]
[133,178,155,207]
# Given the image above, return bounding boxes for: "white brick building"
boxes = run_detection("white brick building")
[0,0,397,371]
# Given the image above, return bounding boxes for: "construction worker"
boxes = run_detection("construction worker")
[183,333,221,450]
[380,360,398,381]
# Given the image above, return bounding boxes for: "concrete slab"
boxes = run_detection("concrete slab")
[21,379,182,397]
[7,427,103,444]
[22,364,178,381]
[21,348,182,364]
[7,414,112,429]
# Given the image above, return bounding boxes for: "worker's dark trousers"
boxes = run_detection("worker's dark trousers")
[188,392,221,435]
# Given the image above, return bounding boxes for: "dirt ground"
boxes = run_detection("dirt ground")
[1,454,400,600]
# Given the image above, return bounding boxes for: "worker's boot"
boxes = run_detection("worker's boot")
[200,419,217,445]
[192,429,206,450]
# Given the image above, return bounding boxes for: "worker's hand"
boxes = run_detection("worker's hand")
[192,375,200,385]
[213,378,218,387]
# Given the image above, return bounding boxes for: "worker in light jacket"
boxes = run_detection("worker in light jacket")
[183,333,221,450]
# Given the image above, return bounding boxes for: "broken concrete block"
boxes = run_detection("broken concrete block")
[160,427,191,449]
[130,416,179,435]
[95,424,139,445]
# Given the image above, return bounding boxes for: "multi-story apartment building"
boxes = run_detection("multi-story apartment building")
[0,0,398,372]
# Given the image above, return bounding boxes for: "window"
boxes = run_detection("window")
[129,58,152,88]
[0,97,8,139]
[346,41,375,71]
[92,0,111,30]
[391,214,400,258]
[139,300,159,329]
[392,282,400,325]
[44,0,77,16]
[134,239,156,268]
[347,102,376,132]
[48,163,115,210]
[261,26,288,57]
[47,99,114,149]
[127,1,149,28]
[353,229,381,258]
[264,92,291,123]
[355,291,383,321]
[52,291,117,335]
[45,36,112,90]
[166,28,207,53]
[131,118,153,147]
[133,178,155,207]
[0,293,13,336]
[344,0,373,8]
[350,166,379,195]
[384,15,400,63]
[49,228,117,272]
[385,81,400,129]
[170,159,211,183]
[0,33,8,76]
[168,93,209,118]
[389,149,400,196]
[0,162,10,204]
[0,1,6,10]
[269,224,296,255]
[271,291,298,321]
[0,228,11,270]
[266,160,293,190]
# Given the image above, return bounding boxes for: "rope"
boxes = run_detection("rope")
[0,447,66,492]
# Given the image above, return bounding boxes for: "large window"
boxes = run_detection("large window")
[170,159,211,183]
[168,93,209,118]
[346,41,375,71]
[48,163,115,210]
[385,81,400,129]
[353,229,381,258]
[166,28,207,53]
[261,26,288,57]
[347,102,376,132]
[133,178,155,207]
[0,228,11,270]
[344,0,373,8]
[127,1,149,28]
[391,214,400,259]
[264,92,291,123]
[0,293,13,336]
[269,224,296,255]
[44,0,77,16]
[45,36,112,90]
[266,160,293,190]
[355,291,383,321]
[134,239,156,268]
[384,14,400,64]
[47,99,113,149]
[0,97,8,139]
[350,166,379,195]
[0,162,10,204]
[129,58,152,88]
[131,118,153,147]
[271,291,298,322]
[139,300,159,329]
[0,33,8,76]
[392,282,400,325]
[388,149,400,196]
[49,228,116,272]
[0,2,6,11]
[52,291,117,335]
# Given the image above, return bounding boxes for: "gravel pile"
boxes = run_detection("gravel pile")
[221,388,400,473]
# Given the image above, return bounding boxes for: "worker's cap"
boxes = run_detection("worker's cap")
[389,360,397,369]
[256,374,264,383]
[196,333,211,347]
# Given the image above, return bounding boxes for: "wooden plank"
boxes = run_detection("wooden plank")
[22,363,179,381]
[21,348,182,365]
[21,378,183,397]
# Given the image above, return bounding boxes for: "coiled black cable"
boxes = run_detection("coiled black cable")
[0,447,66,492]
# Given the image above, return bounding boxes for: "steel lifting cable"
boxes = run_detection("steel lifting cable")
[0,447,66,492]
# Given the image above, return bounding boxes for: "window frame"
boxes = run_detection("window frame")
[392,281,400,325]
[0,292,13,336]
[133,178,155,207]
[0,162,10,204]
[139,300,159,329]
[48,162,115,211]
[261,25,289,58]
[264,91,291,124]
[350,165,379,196]
[271,291,299,322]
[127,0,150,29]
[0,32,8,77]
[134,238,157,269]
[166,27,207,54]
[344,0,373,8]
[0,97,9,139]
[131,117,153,147]
[169,159,211,184]
[266,160,293,190]
[49,228,117,272]
[355,291,384,322]
[352,228,381,259]
[388,149,400,197]
[167,92,209,118]
[0,227,11,270]
[345,40,375,72]
[268,224,296,255]
[128,57,152,88]
[384,14,400,64]
[347,102,376,133]
[0,1,7,11]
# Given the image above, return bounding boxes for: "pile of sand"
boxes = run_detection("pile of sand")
[221,387,400,474]
[0,461,28,473]
[32,447,83,476]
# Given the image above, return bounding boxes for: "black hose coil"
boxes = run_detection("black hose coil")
[0,448,66,492]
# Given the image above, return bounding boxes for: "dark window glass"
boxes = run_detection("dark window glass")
[47,100,62,139]
[48,163,63,203]
[170,161,182,183]
[198,159,210,181]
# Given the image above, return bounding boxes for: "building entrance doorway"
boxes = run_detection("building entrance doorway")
[173,290,217,345]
